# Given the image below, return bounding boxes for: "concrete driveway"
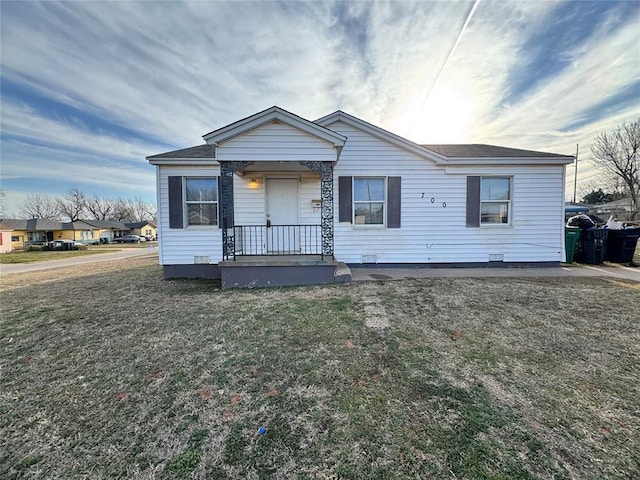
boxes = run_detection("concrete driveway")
[0,247,158,275]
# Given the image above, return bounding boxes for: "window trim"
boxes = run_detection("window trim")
[352,176,387,227]
[479,176,512,226]
[184,176,219,228]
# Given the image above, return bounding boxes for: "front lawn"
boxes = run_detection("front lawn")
[1,259,638,479]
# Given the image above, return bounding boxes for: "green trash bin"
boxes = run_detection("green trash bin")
[564,227,581,264]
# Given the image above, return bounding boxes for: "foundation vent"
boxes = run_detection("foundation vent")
[488,253,504,262]
[194,255,210,264]
[362,254,377,264]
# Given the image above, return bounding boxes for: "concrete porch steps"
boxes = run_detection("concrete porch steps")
[219,256,351,288]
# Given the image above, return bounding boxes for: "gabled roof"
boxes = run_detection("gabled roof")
[202,106,347,147]
[314,110,443,163]
[0,218,62,231]
[423,144,573,159]
[80,219,129,230]
[125,220,157,229]
[0,223,13,231]
[0,219,29,230]
[147,144,216,164]
[62,220,99,230]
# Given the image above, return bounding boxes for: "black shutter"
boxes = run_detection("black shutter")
[168,176,183,229]
[466,176,481,228]
[338,176,352,223]
[387,176,401,228]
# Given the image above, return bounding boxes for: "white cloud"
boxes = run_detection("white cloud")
[1,0,639,204]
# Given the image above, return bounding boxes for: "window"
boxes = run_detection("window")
[11,236,19,242]
[480,177,511,224]
[185,177,218,226]
[353,177,385,225]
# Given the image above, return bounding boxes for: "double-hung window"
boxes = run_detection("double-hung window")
[353,177,385,225]
[480,177,511,225]
[185,177,218,226]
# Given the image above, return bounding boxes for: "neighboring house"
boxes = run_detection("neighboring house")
[81,220,130,242]
[0,218,62,248]
[0,223,13,253]
[0,218,156,247]
[54,221,101,243]
[147,106,574,287]
[588,198,637,221]
[125,221,157,238]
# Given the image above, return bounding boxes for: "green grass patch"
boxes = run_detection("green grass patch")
[0,248,112,263]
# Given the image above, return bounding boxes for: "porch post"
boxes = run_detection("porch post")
[301,161,334,257]
[219,161,254,260]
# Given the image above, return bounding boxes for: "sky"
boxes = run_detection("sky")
[1,0,639,216]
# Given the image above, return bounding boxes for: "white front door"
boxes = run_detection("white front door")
[266,178,299,253]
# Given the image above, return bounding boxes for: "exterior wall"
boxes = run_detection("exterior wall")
[234,172,321,226]
[215,122,336,162]
[155,118,566,268]
[157,165,222,265]
[0,231,13,253]
[327,120,565,264]
[11,231,26,249]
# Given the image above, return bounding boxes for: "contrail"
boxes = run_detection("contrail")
[410,0,481,136]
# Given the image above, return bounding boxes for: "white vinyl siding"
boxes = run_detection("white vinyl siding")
[327,120,565,264]
[157,166,222,265]
[215,121,336,162]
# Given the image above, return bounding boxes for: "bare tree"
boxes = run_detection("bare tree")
[109,197,155,222]
[590,119,640,220]
[0,189,6,217]
[19,194,61,220]
[85,195,113,220]
[57,187,86,222]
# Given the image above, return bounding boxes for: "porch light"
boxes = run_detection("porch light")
[248,178,260,189]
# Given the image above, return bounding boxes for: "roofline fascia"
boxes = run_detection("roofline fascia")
[202,106,347,147]
[443,156,575,166]
[148,158,219,165]
[314,110,444,164]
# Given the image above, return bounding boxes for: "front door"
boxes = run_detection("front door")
[266,178,299,254]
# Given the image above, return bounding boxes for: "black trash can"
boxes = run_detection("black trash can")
[574,228,608,265]
[604,228,640,263]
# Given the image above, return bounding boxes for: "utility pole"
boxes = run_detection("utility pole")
[573,143,579,203]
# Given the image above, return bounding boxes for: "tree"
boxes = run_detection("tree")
[19,194,61,220]
[57,187,86,222]
[590,119,640,219]
[85,195,113,220]
[0,189,6,217]
[580,188,622,205]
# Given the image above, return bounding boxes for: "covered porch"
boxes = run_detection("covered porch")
[217,159,350,287]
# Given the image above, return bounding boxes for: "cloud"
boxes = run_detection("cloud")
[1,0,639,205]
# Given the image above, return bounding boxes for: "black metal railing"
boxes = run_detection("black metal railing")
[230,225,322,259]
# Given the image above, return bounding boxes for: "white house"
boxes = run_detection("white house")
[147,106,574,287]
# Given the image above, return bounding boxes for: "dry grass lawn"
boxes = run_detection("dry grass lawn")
[1,258,639,479]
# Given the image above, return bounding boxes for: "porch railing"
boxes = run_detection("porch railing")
[229,225,323,259]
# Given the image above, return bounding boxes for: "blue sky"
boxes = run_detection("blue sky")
[1,0,639,215]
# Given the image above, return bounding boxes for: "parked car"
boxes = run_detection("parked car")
[48,239,82,249]
[114,235,142,243]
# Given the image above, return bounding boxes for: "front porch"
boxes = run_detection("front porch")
[217,156,344,287]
